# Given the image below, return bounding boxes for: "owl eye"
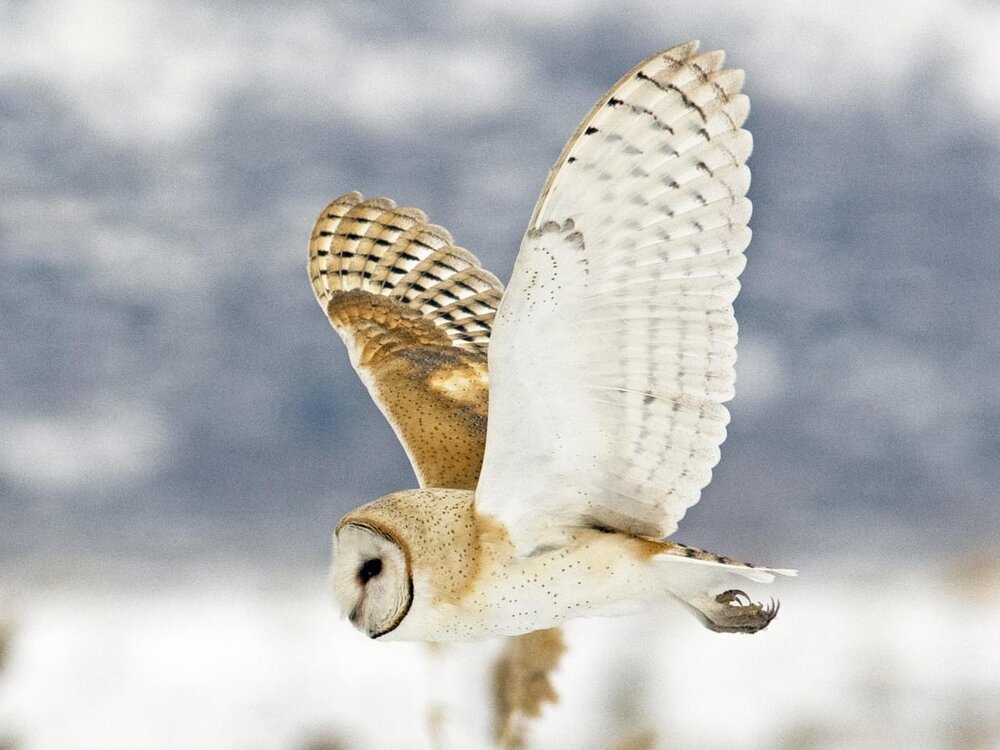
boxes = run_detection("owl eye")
[358,557,383,584]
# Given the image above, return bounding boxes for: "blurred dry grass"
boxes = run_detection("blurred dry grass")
[946,719,1000,750]
[492,628,566,749]
[945,546,1000,602]
[608,729,658,750]
[0,618,17,750]
[296,735,352,750]
[0,620,10,675]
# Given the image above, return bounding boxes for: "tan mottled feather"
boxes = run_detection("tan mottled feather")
[308,192,504,489]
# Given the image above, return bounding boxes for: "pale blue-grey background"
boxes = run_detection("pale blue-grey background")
[3,0,999,573]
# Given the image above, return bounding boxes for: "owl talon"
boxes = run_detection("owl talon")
[715,589,752,607]
[702,590,780,634]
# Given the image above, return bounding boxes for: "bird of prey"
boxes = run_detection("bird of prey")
[309,41,794,642]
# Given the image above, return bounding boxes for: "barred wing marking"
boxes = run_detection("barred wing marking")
[309,192,504,489]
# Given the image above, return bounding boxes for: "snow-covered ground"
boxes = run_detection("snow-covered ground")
[0,558,997,750]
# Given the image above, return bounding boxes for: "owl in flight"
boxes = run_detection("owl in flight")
[309,41,794,641]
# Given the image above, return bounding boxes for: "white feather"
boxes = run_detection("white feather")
[475,41,753,552]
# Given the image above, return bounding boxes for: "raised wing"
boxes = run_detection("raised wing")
[309,192,504,489]
[475,41,753,550]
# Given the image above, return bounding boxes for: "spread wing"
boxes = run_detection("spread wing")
[309,192,504,489]
[475,41,753,551]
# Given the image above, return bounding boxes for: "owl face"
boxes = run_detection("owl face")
[331,523,412,638]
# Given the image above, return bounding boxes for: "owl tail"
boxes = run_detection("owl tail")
[654,544,797,633]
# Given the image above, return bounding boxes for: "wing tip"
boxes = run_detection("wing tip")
[665,39,700,59]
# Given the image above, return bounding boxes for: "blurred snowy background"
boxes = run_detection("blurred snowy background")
[1,0,999,748]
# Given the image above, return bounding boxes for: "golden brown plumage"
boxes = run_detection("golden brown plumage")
[309,191,501,488]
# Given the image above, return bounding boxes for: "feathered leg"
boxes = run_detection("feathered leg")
[656,542,796,634]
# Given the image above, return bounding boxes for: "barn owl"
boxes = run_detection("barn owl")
[309,41,794,642]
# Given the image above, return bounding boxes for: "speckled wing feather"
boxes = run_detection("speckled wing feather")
[309,192,504,489]
[476,41,753,551]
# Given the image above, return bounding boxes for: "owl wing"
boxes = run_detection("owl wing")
[475,41,753,551]
[309,192,504,489]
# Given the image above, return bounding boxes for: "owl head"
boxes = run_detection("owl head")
[331,522,412,638]
[331,489,479,638]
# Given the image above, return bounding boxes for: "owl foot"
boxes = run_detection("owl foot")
[701,589,779,634]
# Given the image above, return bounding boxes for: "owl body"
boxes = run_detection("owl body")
[333,489,782,640]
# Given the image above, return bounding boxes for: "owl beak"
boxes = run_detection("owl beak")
[349,602,382,639]
[347,596,382,638]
